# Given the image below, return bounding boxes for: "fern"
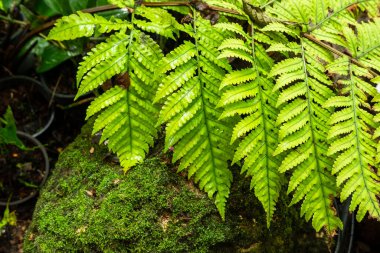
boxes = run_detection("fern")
[320,18,380,221]
[268,30,342,232]
[48,6,180,171]
[47,12,131,41]
[47,0,380,235]
[108,0,135,8]
[216,20,282,227]
[156,12,235,219]
[325,58,380,221]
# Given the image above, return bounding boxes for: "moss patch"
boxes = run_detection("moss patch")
[24,122,328,252]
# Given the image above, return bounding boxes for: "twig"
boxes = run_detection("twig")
[48,74,63,108]
[0,14,29,26]
[303,33,378,77]
[56,97,95,110]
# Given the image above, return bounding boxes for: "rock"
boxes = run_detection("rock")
[24,123,329,252]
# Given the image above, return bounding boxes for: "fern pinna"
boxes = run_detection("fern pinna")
[47,0,380,234]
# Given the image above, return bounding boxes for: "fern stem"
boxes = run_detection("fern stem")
[250,24,272,226]
[303,33,378,77]
[191,8,218,183]
[0,14,29,26]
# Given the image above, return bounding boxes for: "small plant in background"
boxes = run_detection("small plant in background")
[47,0,380,237]
[0,106,25,149]
[0,106,50,206]
[0,200,17,235]
[0,107,20,234]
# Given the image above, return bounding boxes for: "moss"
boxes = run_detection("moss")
[24,122,329,252]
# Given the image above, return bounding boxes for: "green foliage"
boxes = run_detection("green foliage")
[0,106,24,149]
[47,0,380,234]
[0,200,17,231]
[24,123,330,252]
[156,13,236,220]
[216,21,282,227]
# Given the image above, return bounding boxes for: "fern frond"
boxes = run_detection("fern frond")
[218,38,250,52]
[354,18,380,73]
[134,6,181,39]
[47,12,131,41]
[271,37,342,232]
[220,68,256,89]
[325,58,380,221]
[73,5,176,171]
[86,32,161,171]
[218,22,282,227]
[157,14,235,219]
[266,42,301,54]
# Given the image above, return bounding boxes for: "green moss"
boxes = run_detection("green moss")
[24,122,328,252]
[24,123,233,253]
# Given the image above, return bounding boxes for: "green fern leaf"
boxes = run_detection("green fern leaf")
[86,86,127,119]
[261,22,299,37]
[218,22,282,227]
[71,5,165,171]
[77,47,129,98]
[269,58,303,77]
[374,94,380,163]
[77,32,130,85]
[272,38,342,232]
[108,0,134,8]
[220,68,256,89]
[157,14,236,219]
[155,59,198,102]
[48,12,131,41]
[325,58,380,221]
[214,22,249,39]
[218,38,250,52]
[134,6,181,39]
[158,41,197,74]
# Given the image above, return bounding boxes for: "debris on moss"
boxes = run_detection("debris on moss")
[24,122,329,252]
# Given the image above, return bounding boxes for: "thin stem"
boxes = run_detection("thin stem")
[0,14,29,26]
[57,97,95,110]
[303,33,378,77]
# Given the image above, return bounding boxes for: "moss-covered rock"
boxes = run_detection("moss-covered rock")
[24,123,329,252]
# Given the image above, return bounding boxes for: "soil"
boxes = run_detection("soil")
[0,139,46,203]
[0,80,52,136]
